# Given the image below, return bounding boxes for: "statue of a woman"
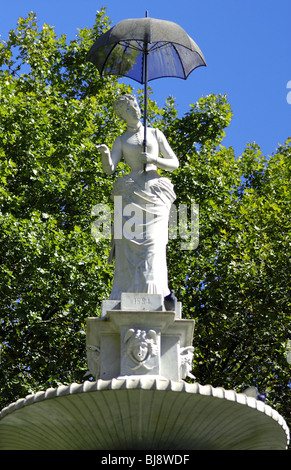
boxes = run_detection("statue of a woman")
[97,94,179,300]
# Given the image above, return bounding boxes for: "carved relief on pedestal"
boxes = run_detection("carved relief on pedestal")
[85,344,101,380]
[179,346,195,380]
[123,328,159,374]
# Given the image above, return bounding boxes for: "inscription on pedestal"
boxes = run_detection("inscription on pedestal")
[121,293,163,311]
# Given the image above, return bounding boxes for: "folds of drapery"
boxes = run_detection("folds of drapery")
[109,170,176,299]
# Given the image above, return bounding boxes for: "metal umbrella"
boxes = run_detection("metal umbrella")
[86,12,206,153]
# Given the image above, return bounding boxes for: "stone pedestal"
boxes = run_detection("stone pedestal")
[0,293,289,450]
[86,293,195,382]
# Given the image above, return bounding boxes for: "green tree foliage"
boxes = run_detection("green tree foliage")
[0,10,290,436]
[160,99,291,427]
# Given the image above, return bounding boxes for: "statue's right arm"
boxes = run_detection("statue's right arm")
[96,137,122,175]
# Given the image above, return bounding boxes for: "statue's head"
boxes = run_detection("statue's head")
[113,94,141,122]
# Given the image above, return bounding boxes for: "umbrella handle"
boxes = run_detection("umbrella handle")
[143,42,148,172]
[143,139,147,172]
[143,94,147,171]
[143,13,149,173]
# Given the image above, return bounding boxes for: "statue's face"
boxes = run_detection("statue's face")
[114,95,141,124]
[132,342,148,362]
[124,97,141,123]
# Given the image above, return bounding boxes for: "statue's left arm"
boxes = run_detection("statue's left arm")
[155,129,179,171]
[141,129,179,172]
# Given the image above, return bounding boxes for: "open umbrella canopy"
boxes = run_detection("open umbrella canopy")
[87,14,206,161]
[86,16,206,84]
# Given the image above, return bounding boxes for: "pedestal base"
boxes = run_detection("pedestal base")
[1,294,289,450]
[0,378,289,450]
[86,294,195,382]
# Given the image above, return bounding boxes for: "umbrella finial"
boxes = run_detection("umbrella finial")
[146,10,149,17]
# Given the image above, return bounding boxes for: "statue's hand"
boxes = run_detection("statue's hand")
[140,152,157,165]
[96,144,110,156]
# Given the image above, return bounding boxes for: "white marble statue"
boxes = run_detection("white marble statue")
[97,94,179,300]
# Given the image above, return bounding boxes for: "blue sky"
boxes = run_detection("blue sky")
[0,0,290,157]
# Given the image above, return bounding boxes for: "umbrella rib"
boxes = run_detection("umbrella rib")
[120,40,144,52]
[172,43,186,78]
[148,41,194,53]
[148,42,162,52]
[100,43,121,75]
[148,41,174,53]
